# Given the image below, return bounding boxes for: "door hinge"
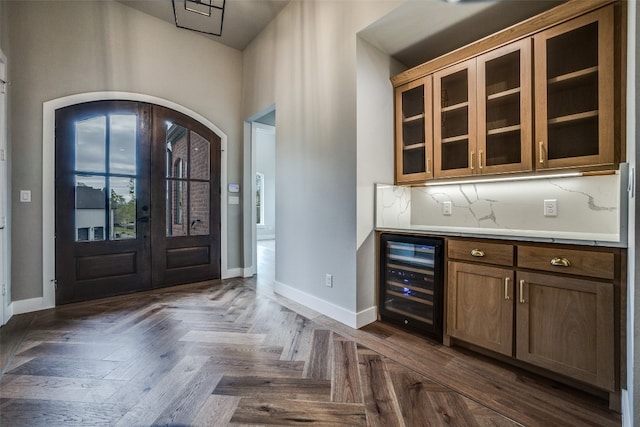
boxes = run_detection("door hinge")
[0,80,6,94]
[51,279,58,289]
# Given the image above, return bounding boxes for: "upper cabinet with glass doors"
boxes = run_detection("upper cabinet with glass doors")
[534,6,614,170]
[395,76,433,183]
[434,39,532,178]
[391,1,621,184]
[433,59,477,178]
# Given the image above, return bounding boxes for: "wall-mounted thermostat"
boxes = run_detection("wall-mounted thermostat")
[228,183,240,193]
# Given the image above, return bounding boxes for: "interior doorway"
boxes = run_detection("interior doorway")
[251,111,276,288]
[55,100,221,304]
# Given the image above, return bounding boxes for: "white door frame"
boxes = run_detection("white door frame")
[250,121,276,277]
[0,49,10,325]
[11,92,230,315]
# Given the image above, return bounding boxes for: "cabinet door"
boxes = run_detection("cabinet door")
[534,6,614,170]
[477,39,533,174]
[447,261,514,356]
[434,59,477,178]
[516,271,614,391]
[395,76,433,183]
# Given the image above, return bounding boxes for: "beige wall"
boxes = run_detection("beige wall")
[7,0,243,300]
[243,0,400,318]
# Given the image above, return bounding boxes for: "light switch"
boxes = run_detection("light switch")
[443,201,452,216]
[20,190,31,203]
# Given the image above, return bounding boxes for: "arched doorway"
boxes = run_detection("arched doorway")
[55,100,221,304]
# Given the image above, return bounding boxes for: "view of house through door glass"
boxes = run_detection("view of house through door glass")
[55,101,221,305]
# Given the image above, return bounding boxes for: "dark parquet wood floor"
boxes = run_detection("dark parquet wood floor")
[0,241,621,426]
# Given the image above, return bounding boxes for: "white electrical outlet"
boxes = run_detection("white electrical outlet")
[325,274,333,288]
[544,199,558,217]
[443,201,452,216]
[20,190,31,203]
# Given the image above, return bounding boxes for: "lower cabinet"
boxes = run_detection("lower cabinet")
[446,238,618,393]
[516,271,614,391]
[447,262,514,356]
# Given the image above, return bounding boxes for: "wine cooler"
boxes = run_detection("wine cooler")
[379,233,444,341]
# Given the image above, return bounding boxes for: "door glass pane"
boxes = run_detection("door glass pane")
[76,116,106,173]
[166,122,188,178]
[111,177,136,240]
[190,182,209,236]
[167,180,188,237]
[110,114,137,175]
[190,130,210,180]
[75,175,106,242]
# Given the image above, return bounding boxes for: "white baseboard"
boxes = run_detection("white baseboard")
[621,389,631,427]
[274,280,377,329]
[223,267,255,279]
[3,301,13,325]
[355,305,378,329]
[223,267,243,279]
[11,296,53,315]
[243,267,255,278]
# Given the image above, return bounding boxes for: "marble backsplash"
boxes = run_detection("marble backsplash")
[376,167,628,246]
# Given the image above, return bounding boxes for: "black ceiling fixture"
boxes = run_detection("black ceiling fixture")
[172,0,226,37]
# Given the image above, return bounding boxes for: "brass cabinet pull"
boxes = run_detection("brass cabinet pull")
[519,280,526,303]
[479,150,484,170]
[504,277,511,300]
[426,158,431,174]
[470,151,475,170]
[470,249,485,257]
[550,257,571,267]
[539,141,544,164]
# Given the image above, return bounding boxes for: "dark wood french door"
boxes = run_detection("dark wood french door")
[55,101,220,305]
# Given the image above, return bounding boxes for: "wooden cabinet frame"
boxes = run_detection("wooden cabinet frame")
[392,0,623,185]
[395,76,433,183]
[445,237,622,403]
[534,6,615,170]
[516,271,615,391]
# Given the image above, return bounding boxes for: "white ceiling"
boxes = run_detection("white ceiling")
[118,0,290,51]
[119,0,564,67]
[359,0,565,69]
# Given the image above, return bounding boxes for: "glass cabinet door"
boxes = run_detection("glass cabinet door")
[395,76,433,183]
[434,58,477,178]
[534,6,614,170]
[477,39,532,174]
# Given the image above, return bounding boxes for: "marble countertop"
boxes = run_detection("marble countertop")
[375,226,627,248]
